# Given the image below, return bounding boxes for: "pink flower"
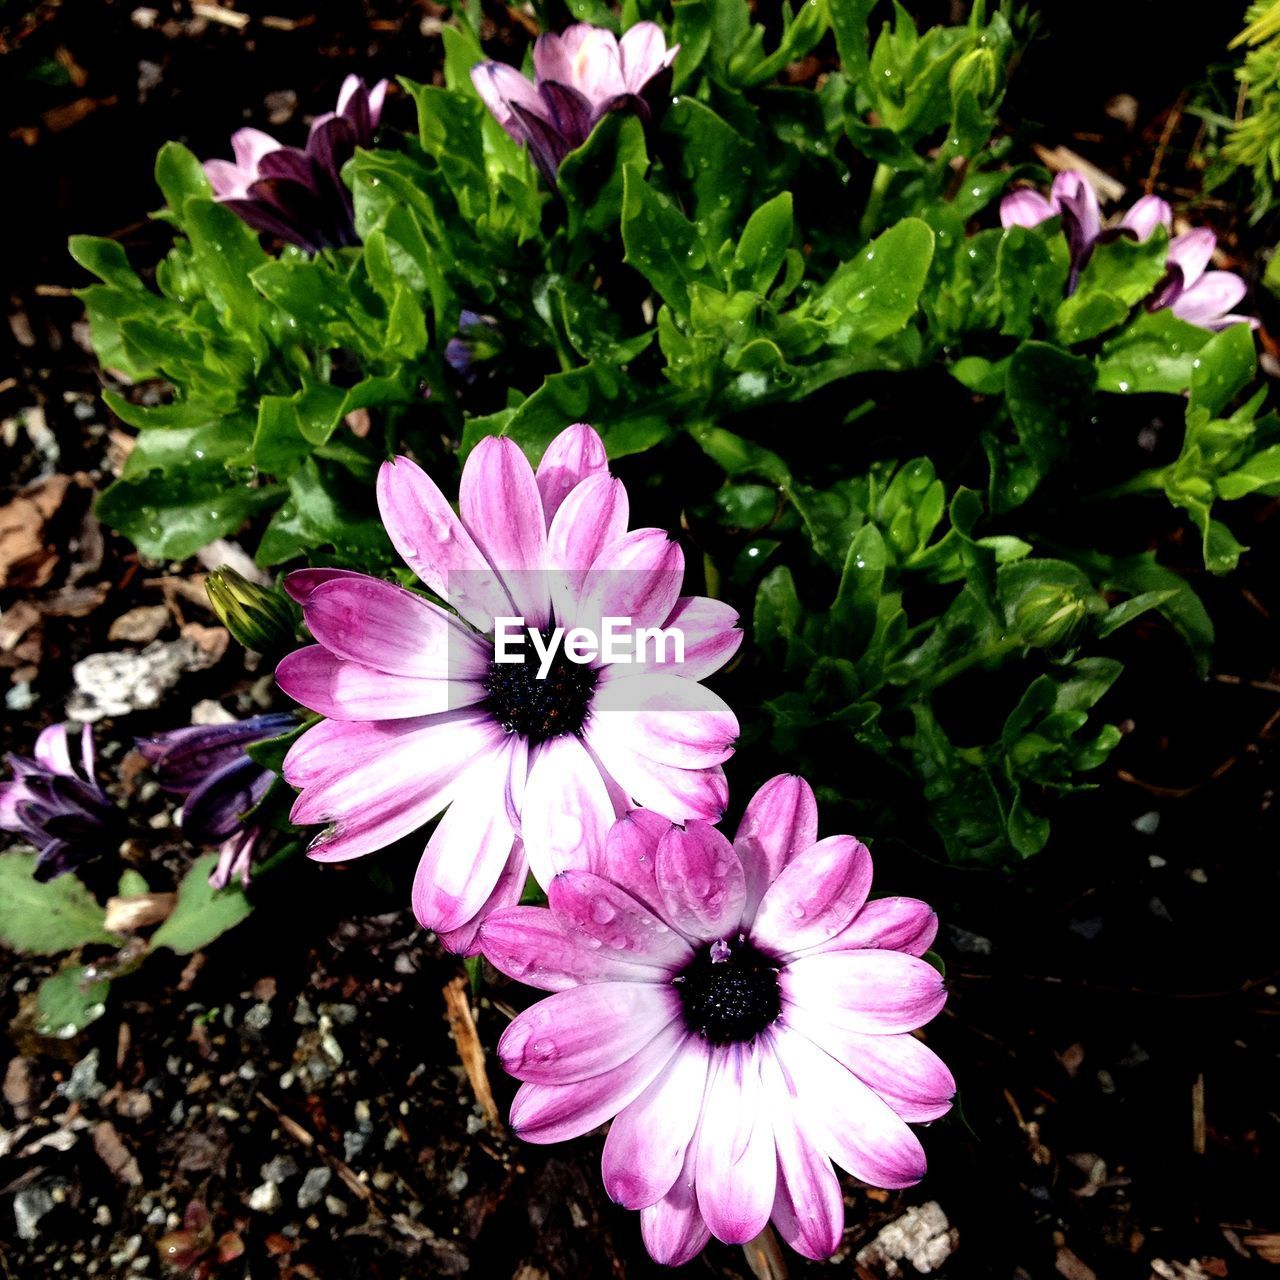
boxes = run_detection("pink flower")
[1151,227,1257,331]
[479,775,952,1265]
[999,170,1254,328]
[276,423,741,953]
[203,75,388,252]
[471,22,678,180]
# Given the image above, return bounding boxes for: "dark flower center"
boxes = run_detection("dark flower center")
[482,628,598,745]
[674,937,782,1045]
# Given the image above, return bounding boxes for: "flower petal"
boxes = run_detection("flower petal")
[618,22,671,94]
[603,1035,711,1209]
[1165,227,1216,287]
[582,717,728,822]
[735,774,819,920]
[783,1008,955,1123]
[521,734,618,888]
[632,595,742,681]
[640,1128,711,1266]
[1171,271,1248,329]
[471,61,545,135]
[1050,170,1101,246]
[547,473,630,622]
[285,712,501,860]
[281,568,356,605]
[695,1042,777,1244]
[751,835,874,955]
[376,455,513,631]
[460,435,551,629]
[655,821,745,942]
[499,981,681,1084]
[591,672,738,769]
[1000,188,1056,229]
[599,807,669,909]
[535,422,608,526]
[773,1024,928,1189]
[300,574,487,680]
[549,869,692,968]
[1120,193,1171,241]
[804,896,939,957]
[509,1019,686,1143]
[436,839,528,957]
[479,904,669,990]
[276,646,483,721]
[760,1039,845,1261]
[33,725,75,778]
[573,528,684,637]
[412,736,524,933]
[781,949,947,1034]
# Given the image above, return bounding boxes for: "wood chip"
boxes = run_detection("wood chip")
[1055,1247,1098,1280]
[191,3,250,28]
[93,1121,143,1186]
[103,892,177,933]
[108,605,170,643]
[1191,1073,1205,1155]
[1032,145,1126,204]
[442,976,500,1130]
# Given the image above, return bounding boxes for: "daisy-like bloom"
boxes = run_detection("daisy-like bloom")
[479,775,953,1265]
[0,724,120,880]
[203,75,387,253]
[138,713,294,888]
[1000,170,1254,328]
[276,423,741,954]
[472,22,678,181]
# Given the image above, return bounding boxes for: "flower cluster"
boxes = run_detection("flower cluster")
[204,75,387,253]
[138,713,294,888]
[1000,170,1253,329]
[472,23,677,179]
[0,724,119,880]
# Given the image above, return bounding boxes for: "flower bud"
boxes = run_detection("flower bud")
[205,568,296,655]
[1010,582,1090,648]
[949,47,999,106]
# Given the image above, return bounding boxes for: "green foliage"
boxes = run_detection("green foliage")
[0,853,119,954]
[71,0,1268,870]
[151,855,254,955]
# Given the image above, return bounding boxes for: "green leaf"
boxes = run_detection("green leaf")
[117,869,151,896]
[809,217,934,346]
[151,854,253,955]
[1096,309,1212,395]
[256,458,393,568]
[1054,289,1130,345]
[1189,322,1257,418]
[1074,228,1169,306]
[96,421,283,561]
[0,853,119,954]
[558,114,649,237]
[1100,553,1214,677]
[995,224,1069,339]
[621,165,709,314]
[1004,341,1097,476]
[661,97,754,247]
[732,193,794,294]
[69,236,146,292]
[462,363,675,464]
[35,965,111,1039]
[155,141,211,213]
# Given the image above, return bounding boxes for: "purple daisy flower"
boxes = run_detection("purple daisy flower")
[1000,170,1253,328]
[203,75,388,253]
[472,22,678,180]
[275,422,742,954]
[0,723,120,880]
[138,713,294,888]
[479,775,953,1265]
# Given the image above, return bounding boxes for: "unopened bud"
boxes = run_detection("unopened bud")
[1011,582,1090,648]
[205,568,297,655]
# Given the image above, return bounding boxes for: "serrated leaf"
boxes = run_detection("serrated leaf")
[150,854,253,955]
[0,853,118,954]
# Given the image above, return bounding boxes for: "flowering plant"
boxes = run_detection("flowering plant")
[1,0,1266,1269]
